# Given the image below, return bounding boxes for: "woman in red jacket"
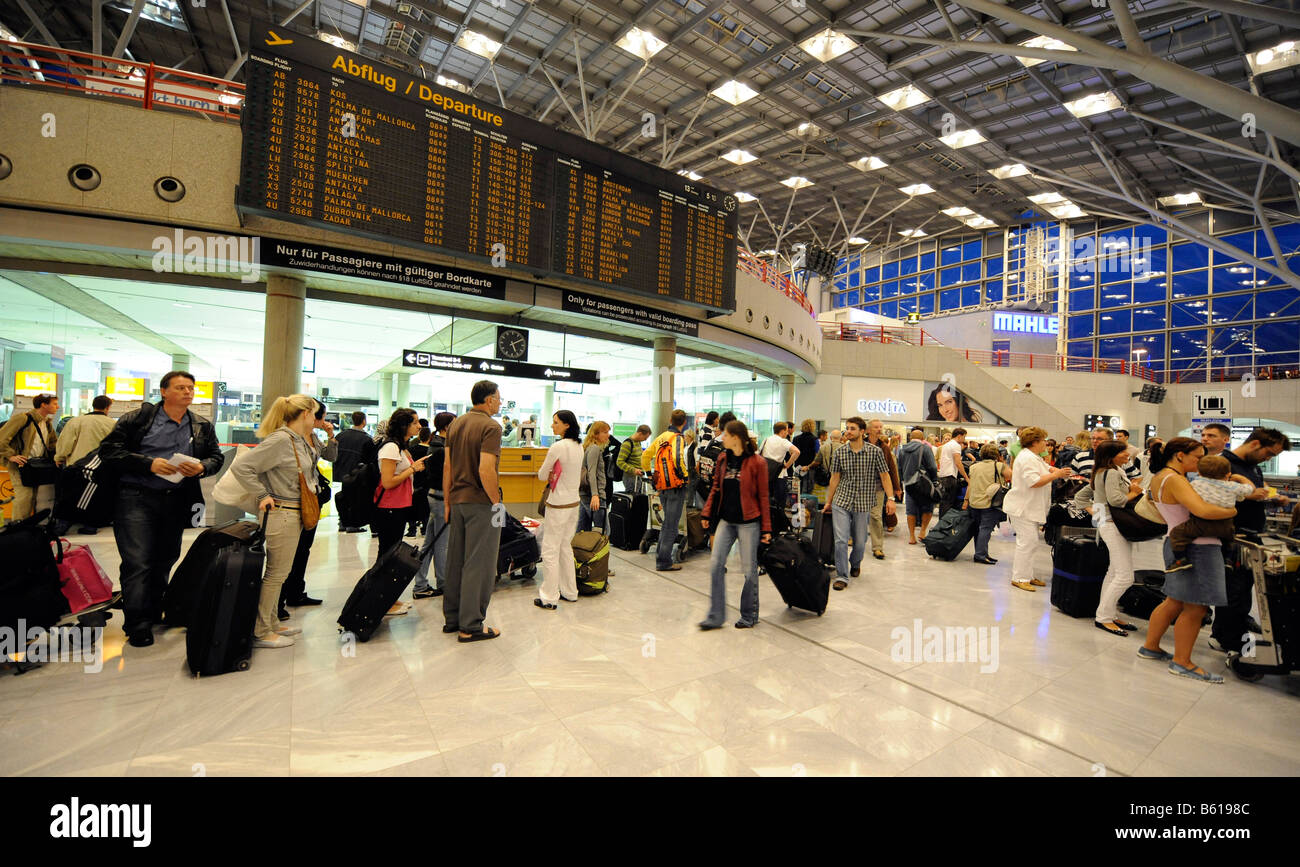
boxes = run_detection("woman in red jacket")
[700,419,772,629]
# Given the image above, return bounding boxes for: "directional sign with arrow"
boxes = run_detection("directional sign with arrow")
[402,350,599,384]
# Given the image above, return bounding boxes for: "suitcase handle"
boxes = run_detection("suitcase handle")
[250,508,270,554]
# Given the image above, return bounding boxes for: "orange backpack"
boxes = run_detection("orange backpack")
[652,432,686,491]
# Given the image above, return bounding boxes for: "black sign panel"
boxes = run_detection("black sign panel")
[561,289,699,337]
[259,238,505,299]
[237,23,737,312]
[402,350,600,385]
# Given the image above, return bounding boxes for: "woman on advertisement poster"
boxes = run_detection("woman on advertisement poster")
[925,382,984,424]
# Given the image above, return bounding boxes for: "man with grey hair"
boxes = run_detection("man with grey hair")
[1070,427,1140,480]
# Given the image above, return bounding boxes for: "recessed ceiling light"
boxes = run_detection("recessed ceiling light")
[435,74,469,93]
[173,302,193,308]
[964,216,997,229]
[878,84,930,110]
[938,129,985,149]
[721,148,757,165]
[797,28,857,62]
[677,169,703,181]
[789,121,822,137]
[941,206,974,217]
[1157,191,1202,206]
[989,163,1029,179]
[1045,202,1086,219]
[899,228,928,238]
[1015,35,1077,67]
[1063,91,1121,117]
[1228,266,1250,274]
[318,32,357,53]
[781,175,814,189]
[850,156,887,171]
[457,29,502,60]
[899,183,935,196]
[1029,191,1066,205]
[734,191,758,203]
[1247,40,1299,74]
[710,79,758,105]
[615,26,667,60]
[848,236,870,245]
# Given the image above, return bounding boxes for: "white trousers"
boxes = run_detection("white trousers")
[1095,520,1135,624]
[1009,515,1042,584]
[539,504,581,604]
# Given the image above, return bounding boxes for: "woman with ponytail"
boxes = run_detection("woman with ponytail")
[231,394,320,649]
[1139,437,1238,683]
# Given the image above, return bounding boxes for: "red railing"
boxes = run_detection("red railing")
[0,39,244,121]
[737,250,816,317]
[1170,365,1300,383]
[822,325,1158,381]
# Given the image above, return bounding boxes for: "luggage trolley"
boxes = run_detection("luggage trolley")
[1224,534,1300,682]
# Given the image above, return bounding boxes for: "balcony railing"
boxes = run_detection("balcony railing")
[1,39,244,120]
[737,250,815,317]
[819,322,943,346]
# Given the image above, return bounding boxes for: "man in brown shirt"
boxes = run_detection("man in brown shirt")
[442,379,504,641]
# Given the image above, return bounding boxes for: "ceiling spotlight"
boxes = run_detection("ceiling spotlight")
[964,216,996,229]
[710,79,759,105]
[899,228,928,238]
[435,74,469,93]
[1045,202,1086,219]
[1248,40,1299,74]
[878,84,930,111]
[781,175,814,189]
[1157,191,1202,207]
[1015,35,1077,67]
[850,156,888,171]
[318,32,357,52]
[457,29,502,60]
[734,191,758,203]
[899,183,935,196]
[1028,191,1066,205]
[989,163,1029,179]
[797,28,857,62]
[722,148,757,165]
[1064,91,1121,117]
[677,169,703,181]
[848,236,870,245]
[941,206,974,217]
[938,128,986,149]
[615,26,667,60]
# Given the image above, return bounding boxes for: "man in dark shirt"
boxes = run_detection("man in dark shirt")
[99,370,224,647]
[334,411,377,532]
[1212,427,1292,653]
[442,380,504,641]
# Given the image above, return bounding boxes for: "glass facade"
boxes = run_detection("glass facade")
[832,214,1300,381]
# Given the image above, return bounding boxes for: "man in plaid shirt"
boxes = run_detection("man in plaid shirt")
[822,416,896,590]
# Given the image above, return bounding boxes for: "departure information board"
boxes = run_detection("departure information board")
[237,24,737,312]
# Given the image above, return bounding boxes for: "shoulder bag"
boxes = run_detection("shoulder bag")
[11,415,59,487]
[988,463,1010,511]
[1103,470,1164,542]
[292,436,321,530]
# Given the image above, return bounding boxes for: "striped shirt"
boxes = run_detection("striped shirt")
[1070,449,1141,480]
[829,440,887,512]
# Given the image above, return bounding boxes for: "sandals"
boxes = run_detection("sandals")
[1167,662,1224,684]
[458,627,501,643]
[1095,621,1128,637]
[385,602,413,616]
[1137,646,1173,661]
[533,598,557,611]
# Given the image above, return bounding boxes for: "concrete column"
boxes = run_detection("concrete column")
[652,336,676,433]
[170,353,191,371]
[779,373,796,425]
[377,372,394,414]
[541,384,555,438]
[395,372,411,409]
[100,362,117,393]
[260,274,306,420]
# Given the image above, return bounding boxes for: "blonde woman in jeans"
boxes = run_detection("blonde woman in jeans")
[1001,426,1073,592]
[231,394,320,649]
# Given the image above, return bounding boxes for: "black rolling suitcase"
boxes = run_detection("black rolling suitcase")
[497,513,541,579]
[761,533,830,615]
[811,510,835,565]
[610,492,649,551]
[0,510,66,639]
[1050,533,1109,617]
[165,519,262,627]
[923,508,975,561]
[337,541,422,642]
[186,513,267,676]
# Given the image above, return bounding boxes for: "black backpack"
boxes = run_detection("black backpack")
[54,448,117,527]
[339,441,384,525]
[425,436,446,492]
[696,438,726,499]
[605,436,623,484]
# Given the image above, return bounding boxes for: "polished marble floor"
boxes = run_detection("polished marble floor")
[3,517,1297,777]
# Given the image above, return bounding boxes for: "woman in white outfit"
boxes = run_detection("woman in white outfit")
[1001,426,1073,592]
[1090,440,1144,636]
[534,410,584,610]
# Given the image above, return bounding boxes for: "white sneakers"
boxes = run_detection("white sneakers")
[275,624,303,636]
[254,633,295,648]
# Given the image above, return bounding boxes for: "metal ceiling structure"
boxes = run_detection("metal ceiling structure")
[3,0,1298,266]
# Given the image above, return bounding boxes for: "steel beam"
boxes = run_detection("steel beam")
[111,0,145,59]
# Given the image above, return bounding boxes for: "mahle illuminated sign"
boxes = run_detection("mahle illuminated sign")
[993,312,1059,334]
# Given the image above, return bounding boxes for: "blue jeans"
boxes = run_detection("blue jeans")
[705,519,760,625]
[799,468,816,496]
[414,494,448,592]
[578,500,607,533]
[114,486,189,633]
[971,507,1002,559]
[656,485,689,569]
[831,504,869,581]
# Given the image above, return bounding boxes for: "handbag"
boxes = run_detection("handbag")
[18,457,59,487]
[988,463,1010,511]
[54,541,115,613]
[292,438,321,530]
[1103,471,1164,542]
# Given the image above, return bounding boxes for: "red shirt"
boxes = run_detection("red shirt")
[702,451,772,533]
